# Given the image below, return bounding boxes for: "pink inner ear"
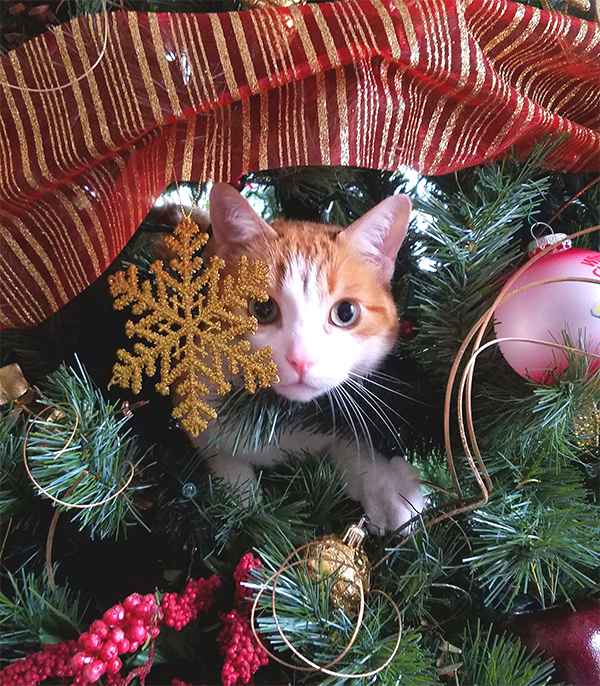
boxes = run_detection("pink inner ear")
[209,183,278,257]
[342,194,411,280]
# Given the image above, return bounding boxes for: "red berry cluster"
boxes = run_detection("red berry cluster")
[161,575,222,631]
[0,563,257,686]
[0,640,79,686]
[71,593,160,684]
[216,554,268,686]
[217,610,268,686]
[233,553,262,606]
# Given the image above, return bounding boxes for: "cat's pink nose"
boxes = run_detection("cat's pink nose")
[286,351,316,376]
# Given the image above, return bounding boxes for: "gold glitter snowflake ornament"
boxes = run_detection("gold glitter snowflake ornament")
[109,217,279,436]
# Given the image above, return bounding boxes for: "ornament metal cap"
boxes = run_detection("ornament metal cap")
[528,224,572,257]
[342,516,368,550]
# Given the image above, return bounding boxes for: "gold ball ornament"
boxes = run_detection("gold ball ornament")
[305,518,371,614]
[241,0,306,9]
[574,400,600,450]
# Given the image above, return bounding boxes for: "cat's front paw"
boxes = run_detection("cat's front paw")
[205,454,258,506]
[360,457,424,534]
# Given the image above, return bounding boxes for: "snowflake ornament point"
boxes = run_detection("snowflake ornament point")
[109,217,278,437]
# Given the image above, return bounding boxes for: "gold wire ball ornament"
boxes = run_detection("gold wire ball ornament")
[305,518,371,614]
[109,216,279,437]
[250,519,403,679]
[574,400,600,450]
[241,0,307,9]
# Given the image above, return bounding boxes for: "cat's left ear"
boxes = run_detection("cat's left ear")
[341,194,411,281]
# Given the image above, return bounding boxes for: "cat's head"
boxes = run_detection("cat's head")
[209,183,411,402]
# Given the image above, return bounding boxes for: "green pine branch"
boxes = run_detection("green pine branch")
[408,148,552,384]
[376,521,470,626]
[465,483,599,609]
[459,621,556,686]
[159,451,361,562]
[0,567,85,661]
[477,332,600,466]
[25,360,146,539]
[245,167,408,226]
[0,408,33,524]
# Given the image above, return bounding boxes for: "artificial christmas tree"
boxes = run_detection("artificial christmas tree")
[1,1,599,685]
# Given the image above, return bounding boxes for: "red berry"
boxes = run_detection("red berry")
[142,593,155,605]
[115,638,130,655]
[71,652,93,670]
[397,314,419,340]
[103,604,125,626]
[105,657,122,675]
[134,603,154,621]
[82,659,106,683]
[78,632,102,653]
[125,624,147,644]
[129,641,139,652]
[109,627,125,644]
[99,641,118,662]
[89,620,109,639]
[123,594,142,612]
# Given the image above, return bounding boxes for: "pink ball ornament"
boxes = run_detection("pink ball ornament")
[494,237,600,383]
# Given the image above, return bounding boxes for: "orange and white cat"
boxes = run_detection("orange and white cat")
[194,183,424,533]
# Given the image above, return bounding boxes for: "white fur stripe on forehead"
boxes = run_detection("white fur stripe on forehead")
[283,254,327,301]
[209,182,277,258]
[341,194,411,282]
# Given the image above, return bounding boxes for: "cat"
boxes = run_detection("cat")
[192,183,424,533]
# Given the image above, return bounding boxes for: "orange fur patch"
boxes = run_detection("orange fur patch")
[212,218,398,344]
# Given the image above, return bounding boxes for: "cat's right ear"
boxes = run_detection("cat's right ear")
[209,183,277,259]
[341,194,411,282]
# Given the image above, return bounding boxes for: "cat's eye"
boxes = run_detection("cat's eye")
[249,297,280,324]
[330,300,360,328]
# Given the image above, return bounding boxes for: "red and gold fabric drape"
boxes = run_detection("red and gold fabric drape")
[1,0,599,327]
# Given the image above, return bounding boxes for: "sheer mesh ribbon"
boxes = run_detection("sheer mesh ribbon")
[1,0,599,327]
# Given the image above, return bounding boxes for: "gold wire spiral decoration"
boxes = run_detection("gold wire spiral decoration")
[250,541,402,678]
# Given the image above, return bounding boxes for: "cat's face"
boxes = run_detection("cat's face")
[209,184,411,402]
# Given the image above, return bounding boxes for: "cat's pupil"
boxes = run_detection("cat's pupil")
[250,297,279,323]
[337,301,355,322]
[330,300,360,327]
[255,299,273,319]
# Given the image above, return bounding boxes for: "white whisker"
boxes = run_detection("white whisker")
[347,375,422,439]
[326,390,337,435]
[338,384,375,458]
[345,378,403,448]
[349,371,427,405]
[347,377,404,419]
[333,385,361,457]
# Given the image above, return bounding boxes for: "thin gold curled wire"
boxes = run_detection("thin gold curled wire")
[0,0,108,93]
[373,223,600,570]
[443,224,600,500]
[23,401,135,508]
[454,224,600,505]
[250,542,402,678]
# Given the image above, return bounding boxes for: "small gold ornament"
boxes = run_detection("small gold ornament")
[0,363,30,405]
[305,517,371,614]
[109,217,279,437]
[574,399,600,450]
[241,0,306,9]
